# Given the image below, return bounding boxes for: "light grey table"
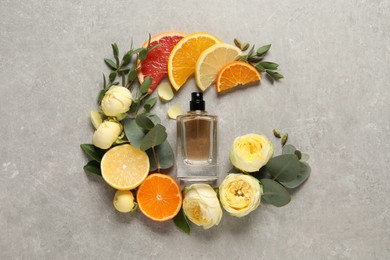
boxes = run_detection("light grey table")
[1,0,389,259]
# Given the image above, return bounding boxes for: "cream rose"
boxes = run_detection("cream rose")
[230,134,274,172]
[219,173,262,217]
[92,121,122,149]
[183,184,222,229]
[101,86,133,117]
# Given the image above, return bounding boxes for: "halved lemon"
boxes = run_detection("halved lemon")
[195,43,242,91]
[101,144,149,190]
[168,32,221,91]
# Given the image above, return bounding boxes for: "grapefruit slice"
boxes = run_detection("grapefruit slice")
[137,173,182,222]
[137,32,186,92]
[101,144,149,190]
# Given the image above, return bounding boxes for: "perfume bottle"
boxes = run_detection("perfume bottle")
[176,92,218,182]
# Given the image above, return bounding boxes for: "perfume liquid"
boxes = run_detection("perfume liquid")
[176,92,218,182]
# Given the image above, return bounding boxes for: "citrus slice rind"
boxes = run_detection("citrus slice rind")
[168,32,222,91]
[101,144,150,190]
[195,43,242,91]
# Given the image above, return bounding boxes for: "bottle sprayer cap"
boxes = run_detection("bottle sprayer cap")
[190,92,205,111]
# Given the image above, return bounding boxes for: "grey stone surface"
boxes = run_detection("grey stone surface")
[1,0,389,259]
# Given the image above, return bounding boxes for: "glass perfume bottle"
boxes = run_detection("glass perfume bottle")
[176,92,218,182]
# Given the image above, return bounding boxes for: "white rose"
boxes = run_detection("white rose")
[101,86,133,117]
[219,173,262,217]
[92,121,122,149]
[183,184,222,229]
[230,134,274,172]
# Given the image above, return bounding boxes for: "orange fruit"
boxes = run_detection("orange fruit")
[195,43,242,91]
[168,32,222,91]
[101,144,149,190]
[137,173,182,222]
[137,32,186,92]
[215,61,262,92]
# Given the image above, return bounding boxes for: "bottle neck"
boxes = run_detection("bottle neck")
[187,110,208,115]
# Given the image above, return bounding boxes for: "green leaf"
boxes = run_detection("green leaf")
[97,89,105,104]
[118,66,131,73]
[128,66,137,81]
[139,48,148,62]
[102,73,107,89]
[132,48,144,56]
[144,113,161,125]
[248,56,264,63]
[122,52,132,65]
[266,70,284,80]
[123,118,145,149]
[80,144,106,162]
[257,44,271,56]
[136,113,154,130]
[144,97,157,111]
[140,76,152,93]
[109,71,117,82]
[112,43,119,58]
[173,207,190,234]
[282,144,296,155]
[265,154,301,182]
[254,64,266,72]
[294,150,302,160]
[260,61,279,70]
[278,162,311,189]
[104,58,117,70]
[83,161,101,176]
[147,140,174,171]
[261,178,291,207]
[148,43,161,52]
[140,124,167,151]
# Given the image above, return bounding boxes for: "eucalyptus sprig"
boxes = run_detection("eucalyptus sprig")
[234,39,284,82]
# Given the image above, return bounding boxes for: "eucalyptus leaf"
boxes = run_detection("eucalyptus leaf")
[294,150,302,160]
[140,124,167,151]
[260,61,279,70]
[80,144,106,162]
[265,154,301,182]
[261,178,291,207]
[144,97,157,111]
[278,162,311,189]
[257,44,271,56]
[123,118,145,149]
[97,89,105,104]
[109,71,117,82]
[144,113,161,125]
[128,66,137,81]
[140,76,152,93]
[266,70,284,80]
[112,43,119,58]
[282,144,296,155]
[104,58,117,70]
[83,160,101,176]
[254,64,266,72]
[122,52,132,65]
[136,113,154,130]
[139,49,148,62]
[147,140,174,171]
[173,208,190,234]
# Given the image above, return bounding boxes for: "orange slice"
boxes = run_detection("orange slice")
[101,144,149,190]
[168,32,222,91]
[137,32,186,92]
[215,61,262,92]
[137,173,182,222]
[195,43,242,91]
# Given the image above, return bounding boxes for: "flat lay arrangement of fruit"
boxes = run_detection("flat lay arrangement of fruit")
[81,31,310,234]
